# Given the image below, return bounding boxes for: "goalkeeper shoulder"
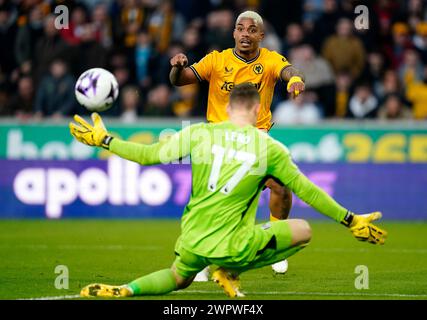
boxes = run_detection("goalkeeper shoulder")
[68,112,186,166]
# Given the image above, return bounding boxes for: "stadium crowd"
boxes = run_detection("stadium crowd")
[0,0,426,123]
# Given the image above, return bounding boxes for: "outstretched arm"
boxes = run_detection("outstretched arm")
[169,53,198,86]
[269,141,387,244]
[69,113,191,165]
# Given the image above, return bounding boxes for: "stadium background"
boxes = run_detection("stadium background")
[0,0,426,221]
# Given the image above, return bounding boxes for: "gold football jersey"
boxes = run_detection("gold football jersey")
[190,48,291,129]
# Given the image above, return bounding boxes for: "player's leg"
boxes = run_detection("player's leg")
[80,268,187,297]
[265,178,293,273]
[209,219,311,297]
[266,178,293,220]
[241,219,312,273]
[80,248,207,297]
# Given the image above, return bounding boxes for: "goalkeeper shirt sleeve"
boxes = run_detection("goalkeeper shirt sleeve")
[108,124,193,165]
[268,139,348,223]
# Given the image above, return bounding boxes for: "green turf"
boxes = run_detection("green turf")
[0,219,426,300]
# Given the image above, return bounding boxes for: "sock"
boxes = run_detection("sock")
[270,212,280,221]
[128,268,177,296]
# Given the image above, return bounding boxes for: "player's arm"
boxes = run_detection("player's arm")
[169,53,198,86]
[69,113,191,165]
[269,141,387,245]
[280,66,306,99]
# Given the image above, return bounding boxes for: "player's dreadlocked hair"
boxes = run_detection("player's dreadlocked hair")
[229,82,260,110]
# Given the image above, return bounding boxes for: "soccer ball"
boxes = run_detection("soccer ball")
[75,68,119,112]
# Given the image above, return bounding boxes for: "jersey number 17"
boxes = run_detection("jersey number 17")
[207,144,256,195]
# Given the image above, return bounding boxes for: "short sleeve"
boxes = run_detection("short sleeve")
[269,51,292,81]
[190,51,217,82]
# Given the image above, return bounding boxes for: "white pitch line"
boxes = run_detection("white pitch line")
[179,290,427,298]
[19,290,427,300]
[19,295,81,300]
[0,244,161,251]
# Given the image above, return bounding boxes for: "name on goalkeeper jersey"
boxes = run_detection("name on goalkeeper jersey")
[225,131,251,144]
[221,81,261,92]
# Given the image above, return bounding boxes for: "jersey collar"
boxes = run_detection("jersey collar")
[232,48,261,64]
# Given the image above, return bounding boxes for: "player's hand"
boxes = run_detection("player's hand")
[170,53,188,69]
[287,76,305,99]
[69,113,112,149]
[348,211,387,245]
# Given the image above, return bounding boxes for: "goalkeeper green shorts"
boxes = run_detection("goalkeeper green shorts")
[173,220,293,279]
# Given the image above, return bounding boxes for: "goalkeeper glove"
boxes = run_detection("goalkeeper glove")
[69,113,114,149]
[287,76,304,98]
[341,211,387,245]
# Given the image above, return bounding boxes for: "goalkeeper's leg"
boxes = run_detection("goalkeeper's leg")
[211,219,311,297]
[265,178,293,273]
[80,268,195,297]
[236,219,311,274]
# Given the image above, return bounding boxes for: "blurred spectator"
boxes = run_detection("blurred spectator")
[148,0,186,53]
[60,5,88,45]
[309,0,343,52]
[0,3,18,75]
[378,93,412,120]
[5,76,34,118]
[0,83,9,115]
[406,67,427,119]
[260,0,302,36]
[171,83,198,117]
[347,82,378,119]
[135,30,154,90]
[384,22,413,69]
[322,17,366,80]
[273,92,322,125]
[120,85,141,123]
[282,23,305,56]
[261,21,281,53]
[302,0,324,31]
[72,23,108,76]
[364,51,387,84]
[144,84,173,116]
[182,26,204,63]
[92,3,113,49]
[290,44,335,115]
[333,71,353,118]
[204,9,235,50]
[116,0,147,48]
[34,59,76,118]
[398,48,424,90]
[373,70,401,108]
[403,0,426,31]
[413,21,427,64]
[33,14,69,86]
[14,5,44,69]
[290,44,334,90]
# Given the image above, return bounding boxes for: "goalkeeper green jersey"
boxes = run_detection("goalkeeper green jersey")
[110,122,348,258]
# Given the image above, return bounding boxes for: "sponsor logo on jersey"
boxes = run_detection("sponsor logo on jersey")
[225,66,233,73]
[221,81,261,92]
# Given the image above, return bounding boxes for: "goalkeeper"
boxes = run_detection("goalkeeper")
[70,83,387,298]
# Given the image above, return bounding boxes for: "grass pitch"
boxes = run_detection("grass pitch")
[1,219,426,300]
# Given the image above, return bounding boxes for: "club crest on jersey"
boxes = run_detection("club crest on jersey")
[253,63,263,75]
